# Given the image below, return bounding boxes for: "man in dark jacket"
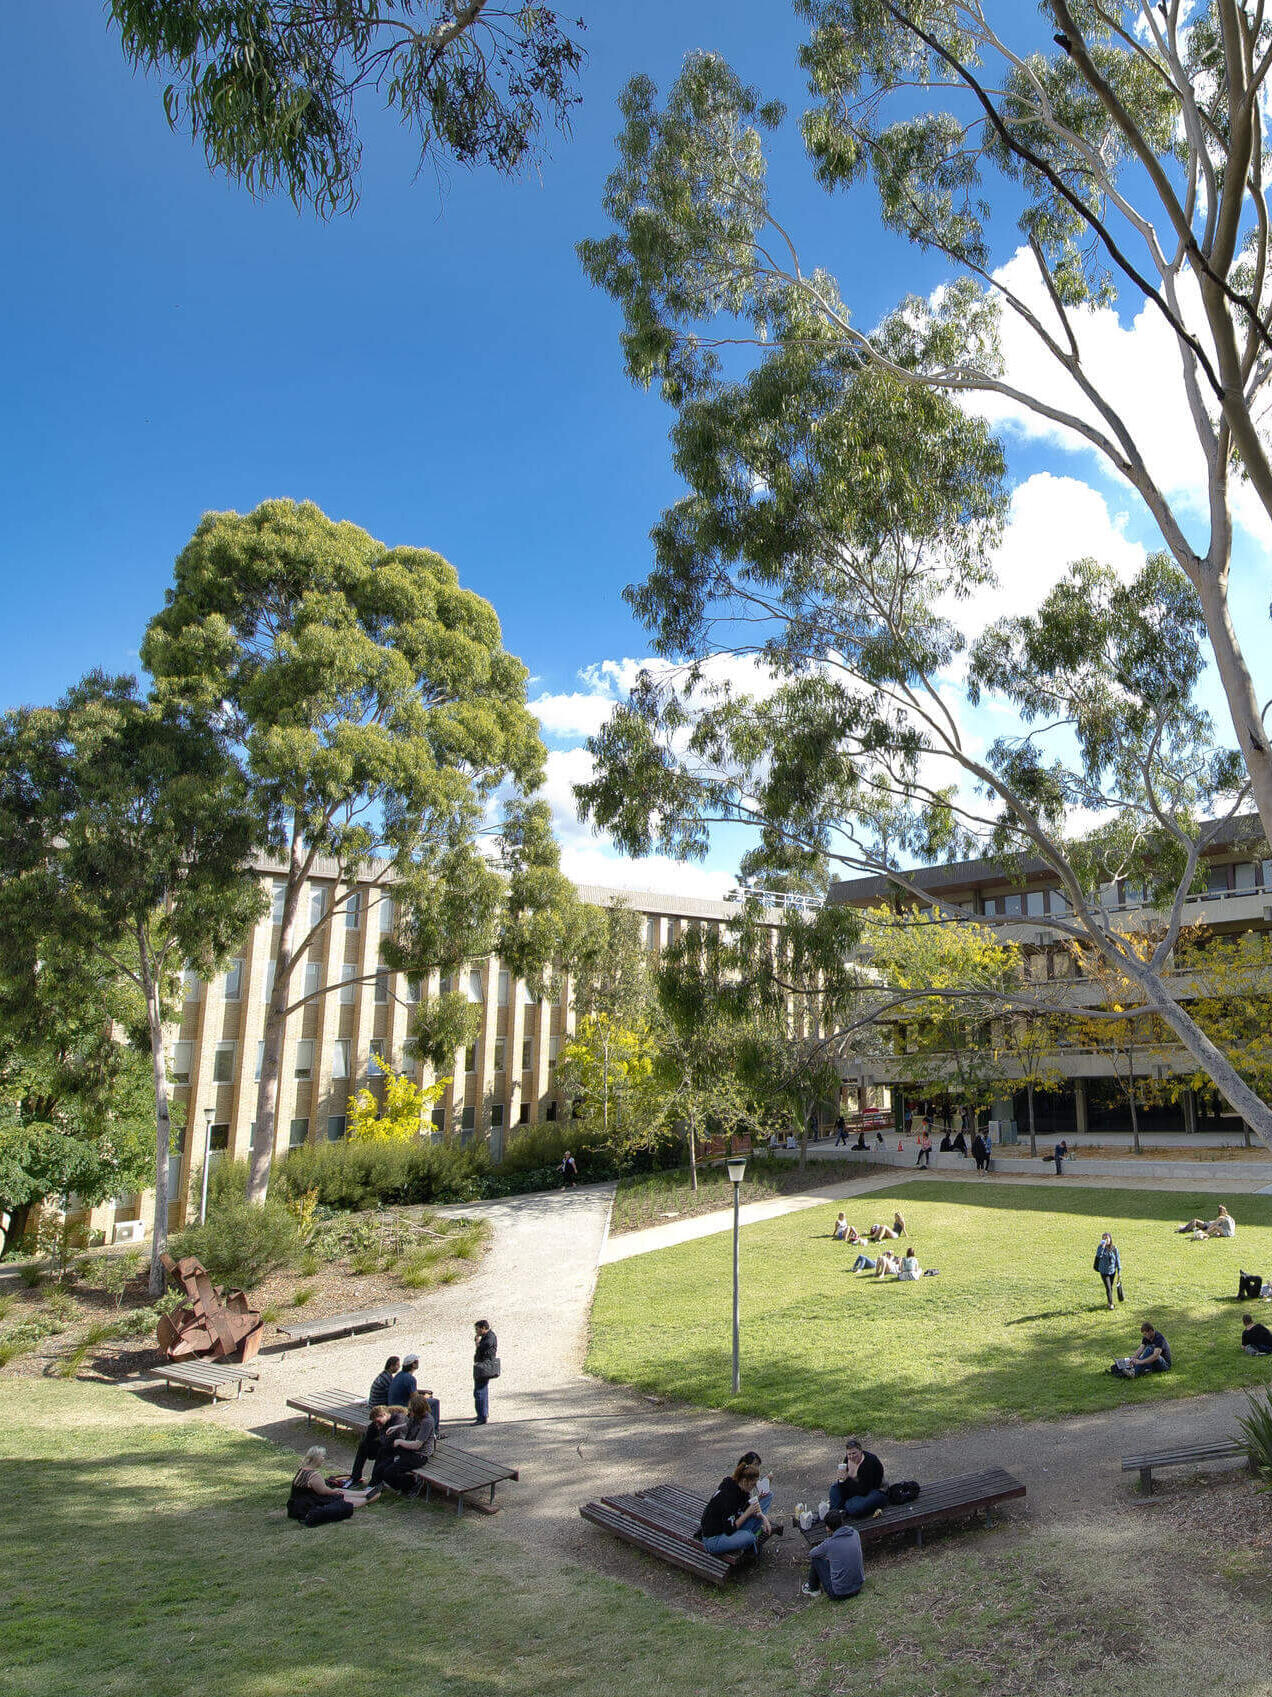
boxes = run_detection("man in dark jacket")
[827,1437,887,1517]
[473,1319,498,1424]
[1242,1313,1272,1355]
[801,1511,865,1599]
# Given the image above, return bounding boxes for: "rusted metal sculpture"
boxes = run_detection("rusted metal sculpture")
[157,1254,264,1363]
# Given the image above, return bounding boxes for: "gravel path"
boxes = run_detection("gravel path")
[121,1176,1268,1606]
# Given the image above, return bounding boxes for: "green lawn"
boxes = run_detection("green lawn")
[589,1182,1272,1438]
[3,1378,1268,1697]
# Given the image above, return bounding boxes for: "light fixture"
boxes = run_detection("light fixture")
[725,1155,747,1185]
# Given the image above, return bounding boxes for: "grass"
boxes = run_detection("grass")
[3,1378,1269,1697]
[610,1156,888,1235]
[590,1182,1272,1439]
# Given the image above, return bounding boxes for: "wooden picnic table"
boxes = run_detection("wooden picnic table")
[412,1441,519,1516]
[275,1307,400,1347]
[145,1360,261,1401]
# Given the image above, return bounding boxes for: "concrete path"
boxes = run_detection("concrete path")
[121,1174,1272,1605]
[604,1162,1272,1262]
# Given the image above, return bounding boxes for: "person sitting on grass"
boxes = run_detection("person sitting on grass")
[1242,1313,1272,1355]
[288,1446,380,1524]
[697,1459,778,1560]
[854,1130,869,1150]
[372,1391,437,1493]
[874,1250,902,1279]
[893,1210,907,1236]
[801,1510,865,1600]
[1178,1204,1236,1238]
[832,1212,849,1240]
[368,1355,400,1409]
[897,1246,922,1281]
[828,1437,887,1518]
[867,1221,899,1243]
[1113,1321,1172,1378]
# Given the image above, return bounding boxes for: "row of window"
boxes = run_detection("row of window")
[978,859,1272,918]
[186,957,570,1009]
[171,1028,564,1088]
[271,881,395,933]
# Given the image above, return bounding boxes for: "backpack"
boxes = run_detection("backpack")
[886,1480,921,1505]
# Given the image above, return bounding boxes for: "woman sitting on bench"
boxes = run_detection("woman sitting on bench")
[698,1458,777,1559]
[372,1391,438,1493]
[288,1446,380,1524]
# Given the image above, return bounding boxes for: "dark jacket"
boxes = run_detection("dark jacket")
[1242,1321,1272,1354]
[474,1329,498,1379]
[844,1450,884,1495]
[386,1369,417,1407]
[699,1476,750,1539]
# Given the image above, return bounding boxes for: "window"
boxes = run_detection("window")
[326,1115,346,1142]
[1263,859,1272,889]
[981,896,999,916]
[521,1035,533,1071]
[290,1118,310,1147]
[518,1103,530,1124]
[170,1040,193,1085]
[1050,888,1071,915]
[209,1123,230,1153]
[1235,861,1257,892]
[182,966,200,1002]
[344,891,361,930]
[468,969,484,1002]
[368,1039,386,1077]
[254,1041,264,1081]
[645,916,659,948]
[405,976,421,1004]
[1025,890,1046,917]
[1002,894,1022,918]
[309,886,327,926]
[167,1150,184,1198]
[374,968,390,1005]
[378,894,394,934]
[1206,865,1230,895]
[440,974,453,995]
[271,879,287,924]
[249,1121,261,1149]
[263,960,276,1002]
[522,978,537,1006]
[491,1103,504,1129]
[548,1034,560,1068]
[400,1049,417,1077]
[431,1107,446,1134]
[294,1039,314,1080]
[332,1040,350,1080]
[460,1103,475,1132]
[497,970,510,1007]
[545,1100,557,1122]
[211,1042,235,1084]
[493,1038,506,1074]
[304,960,322,1000]
[464,1044,477,1074]
[339,963,357,1004]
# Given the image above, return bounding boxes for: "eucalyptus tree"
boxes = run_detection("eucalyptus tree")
[143,497,571,1202]
[0,675,264,1289]
[108,1,586,216]
[578,63,1272,1144]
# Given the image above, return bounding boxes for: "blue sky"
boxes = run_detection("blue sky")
[3,4,1267,895]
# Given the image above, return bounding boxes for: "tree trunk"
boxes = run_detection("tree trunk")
[248,832,305,1204]
[1130,966,1272,1152]
[1027,1080,1037,1158]
[2,1200,33,1258]
[1129,1085,1141,1157]
[1195,567,1272,853]
[687,1105,699,1193]
[142,949,173,1297]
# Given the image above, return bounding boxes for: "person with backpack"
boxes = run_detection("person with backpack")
[1094,1232,1122,1309]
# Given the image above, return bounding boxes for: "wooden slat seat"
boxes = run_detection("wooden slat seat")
[579,1495,735,1585]
[1121,1439,1247,1493]
[145,1361,260,1400]
[275,1307,400,1346]
[411,1441,519,1516]
[286,1390,372,1434]
[797,1469,1027,1550]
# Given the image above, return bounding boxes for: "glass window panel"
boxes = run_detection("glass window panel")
[497,971,510,1007]
[1002,894,1022,918]
[464,1044,476,1073]
[981,896,998,916]
[493,1039,505,1073]
[209,1124,229,1152]
[406,976,421,1003]
[290,1117,310,1147]
[339,963,357,1004]
[344,891,361,930]
[167,1153,183,1197]
[368,1039,386,1076]
[645,917,659,948]
[490,1103,504,1128]
[468,969,484,1002]
[521,1035,533,1071]
[304,960,322,1000]
[378,894,394,934]
[518,1103,530,1124]
[1262,859,1272,888]
[431,1107,446,1133]
[170,1040,193,1085]
[1025,891,1045,917]
[374,969,390,1005]
[332,1040,350,1079]
[181,966,200,1002]
[1234,861,1257,891]
[254,1040,264,1081]
[309,886,327,925]
[522,978,537,1005]
[460,1104,475,1131]
[271,880,286,924]
[325,1115,346,1142]
[1206,865,1229,894]
[211,1042,235,1084]
[1049,888,1071,915]
[294,1039,314,1080]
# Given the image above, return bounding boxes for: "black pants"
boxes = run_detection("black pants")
[303,1499,354,1526]
[915,1150,930,1167]
[350,1429,384,1485]
[806,1553,858,1599]
[1100,1272,1116,1307]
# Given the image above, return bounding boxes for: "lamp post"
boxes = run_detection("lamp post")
[725,1154,747,1394]
[199,1106,213,1225]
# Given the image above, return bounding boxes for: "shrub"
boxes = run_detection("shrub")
[207,1158,252,1211]
[276,1138,490,1211]
[1238,1387,1272,1485]
[169,1198,301,1290]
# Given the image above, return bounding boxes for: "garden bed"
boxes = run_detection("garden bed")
[609,1156,891,1235]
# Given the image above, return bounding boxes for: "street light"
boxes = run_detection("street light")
[725,1154,747,1394]
[199,1106,213,1225]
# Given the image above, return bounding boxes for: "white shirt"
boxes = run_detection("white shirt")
[897,1256,921,1280]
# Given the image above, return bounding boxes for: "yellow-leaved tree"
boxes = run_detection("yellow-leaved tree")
[348,1067,450,1144]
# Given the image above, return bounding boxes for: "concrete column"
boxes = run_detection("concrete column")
[1183,1089,1198,1136]
[1074,1079,1088,1137]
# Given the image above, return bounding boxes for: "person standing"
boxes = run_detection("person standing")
[833,1114,848,1146]
[1094,1232,1122,1309]
[560,1151,578,1187]
[1053,1139,1068,1176]
[473,1318,499,1424]
[971,1130,989,1173]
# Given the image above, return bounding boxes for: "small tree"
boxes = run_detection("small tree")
[557,1012,663,1154]
[347,1066,449,1143]
[108,1,586,216]
[143,498,569,1203]
[0,675,264,1291]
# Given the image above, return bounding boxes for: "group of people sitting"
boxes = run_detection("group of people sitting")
[829,1209,939,1279]
[1177,1204,1237,1239]
[832,1209,906,1244]
[697,1438,891,1599]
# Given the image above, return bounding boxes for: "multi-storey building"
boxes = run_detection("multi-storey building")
[96,863,764,1244]
[826,816,1272,1143]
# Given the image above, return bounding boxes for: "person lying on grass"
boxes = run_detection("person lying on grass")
[288,1446,381,1524]
[801,1511,865,1600]
[828,1438,887,1518]
[874,1250,902,1279]
[1178,1204,1236,1238]
[1242,1313,1272,1355]
[867,1213,906,1243]
[1112,1322,1172,1378]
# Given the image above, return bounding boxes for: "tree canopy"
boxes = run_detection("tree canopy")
[108,0,586,216]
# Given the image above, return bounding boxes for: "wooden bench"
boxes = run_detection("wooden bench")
[580,1485,740,1585]
[146,1360,260,1400]
[275,1307,400,1347]
[1121,1439,1248,1494]
[798,1469,1027,1550]
[286,1389,372,1435]
[411,1442,519,1516]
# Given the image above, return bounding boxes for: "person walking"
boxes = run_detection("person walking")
[473,1318,499,1424]
[560,1151,578,1187]
[833,1114,848,1146]
[1094,1232,1122,1309]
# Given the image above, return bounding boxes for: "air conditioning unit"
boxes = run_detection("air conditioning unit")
[113,1220,146,1245]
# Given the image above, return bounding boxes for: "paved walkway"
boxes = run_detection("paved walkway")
[121,1174,1271,1601]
